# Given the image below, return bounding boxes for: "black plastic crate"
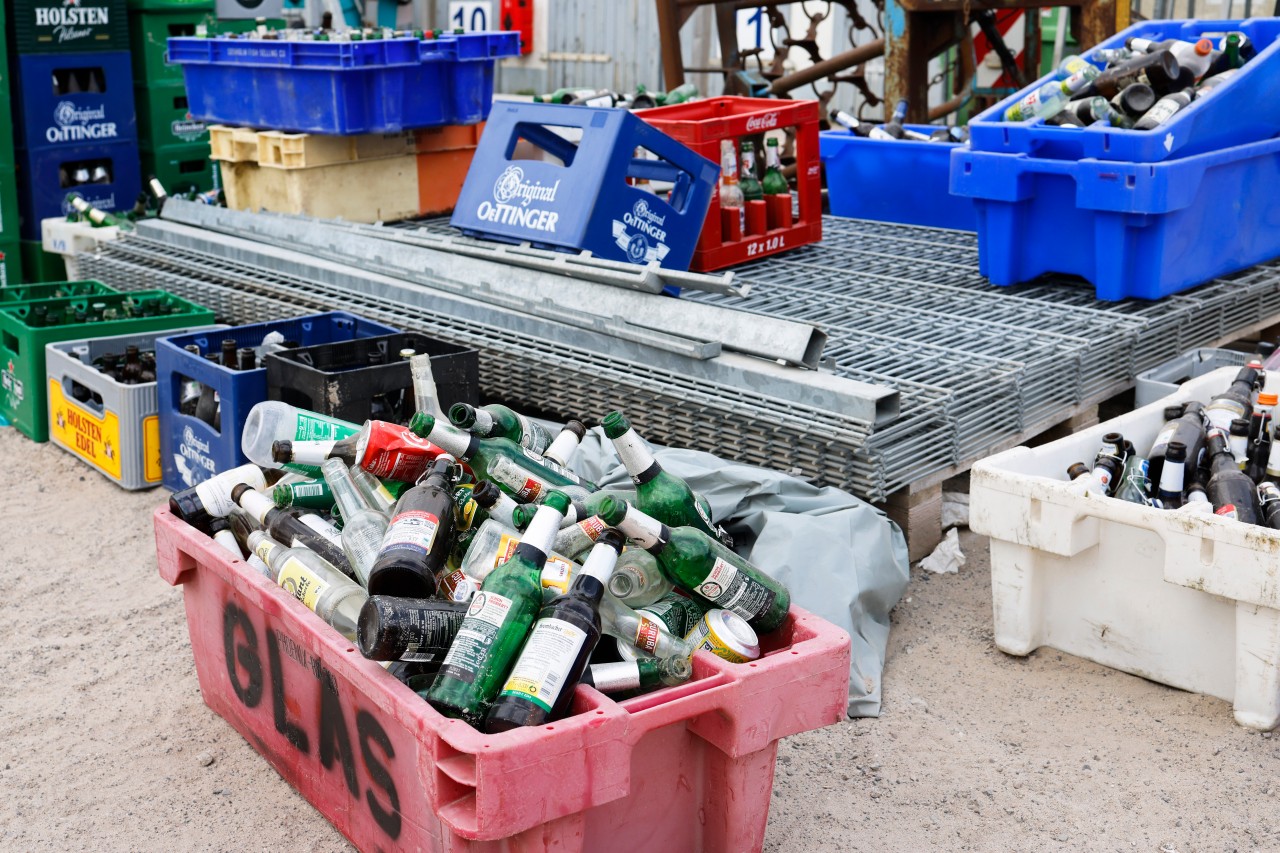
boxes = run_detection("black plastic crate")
[265,332,479,425]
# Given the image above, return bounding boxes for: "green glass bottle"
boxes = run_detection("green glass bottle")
[408,412,597,502]
[272,478,337,511]
[425,491,572,726]
[448,402,552,455]
[739,141,764,202]
[762,138,789,196]
[485,529,626,731]
[601,411,718,539]
[581,655,693,694]
[591,495,790,634]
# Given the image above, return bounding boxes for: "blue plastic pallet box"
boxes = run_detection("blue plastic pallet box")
[820,126,977,231]
[452,102,718,273]
[969,18,1280,163]
[167,32,520,134]
[950,135,1280,301]
[15,140,141,240]
[155,312,401,492]
[13,51,137,151]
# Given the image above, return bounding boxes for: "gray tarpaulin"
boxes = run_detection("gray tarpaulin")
[570,428,911,718]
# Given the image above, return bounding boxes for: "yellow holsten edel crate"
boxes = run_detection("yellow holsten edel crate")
[45,325,225,490]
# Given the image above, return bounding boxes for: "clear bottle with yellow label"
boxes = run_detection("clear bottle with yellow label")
[247,530,367,641]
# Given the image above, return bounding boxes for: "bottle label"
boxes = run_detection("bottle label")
[300,513,343,547]
[439,591,515,685]
[291,482,328,499]
[639,596,698,636]
[382,510,441,555]
[611,428,659,485]
[439,569,478,603]
[253,538,277,566]
[1151,422,1178,456]
[515,413,551,454]
[1205,400,1247,431]
[1216,504,1239,520]
[278,557,329,612]
[696,557,776,622]
[400,607,467,660]
[634,618,662,654]
[290,440,336,466]
[194,465,265,517]
[294,412,354,441]
[1159,461,1184,494]
[1143,98,1181,127]
[500,618,588,712]
[540,559,575,596]
[694,499,714,530]
[1091,465,1114,490]
[488,455,549,502]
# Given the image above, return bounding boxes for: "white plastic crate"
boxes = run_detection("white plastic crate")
[42,217,123,280]
[971,367,1280,730]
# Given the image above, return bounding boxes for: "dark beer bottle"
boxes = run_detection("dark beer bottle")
[1205,427,1263,524]
[1148,402,1205,488]
[484,529,626,732]
[1155,441,1187,509]
[367,456,458,598]
[357,596,469,661]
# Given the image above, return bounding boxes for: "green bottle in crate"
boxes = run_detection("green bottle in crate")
[0,289,214,442]
[425,492,571,725]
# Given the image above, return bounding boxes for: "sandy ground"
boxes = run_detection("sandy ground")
[3,427,1277,852]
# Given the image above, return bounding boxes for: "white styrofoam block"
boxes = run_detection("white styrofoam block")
[972,366,1280,730]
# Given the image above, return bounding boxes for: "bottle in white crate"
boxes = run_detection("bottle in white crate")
[1204,427,1263,524]
[1258,482,1280,530]
[1114,455,1153,505]
[1180,480,1214,515]
[1155,441,1187,509]
[1229,418,1251,469]
[1148,402,1205,488]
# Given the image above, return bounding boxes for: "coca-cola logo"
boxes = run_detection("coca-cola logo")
[745,112,779,132]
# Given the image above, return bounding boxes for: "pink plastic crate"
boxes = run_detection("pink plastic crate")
[154,507,852,851]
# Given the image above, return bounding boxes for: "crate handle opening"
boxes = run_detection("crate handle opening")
[3,331,18,356]
[507,123,579,168]
[63,375,106,415]
[627,145,696,215]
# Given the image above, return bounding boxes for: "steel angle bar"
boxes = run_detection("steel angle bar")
[322,216,748,299]
[132,221,897,427]
[158,203,813,365]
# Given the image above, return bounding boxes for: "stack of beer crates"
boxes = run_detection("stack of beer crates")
[5,0,138,282]
[0,0,20,284]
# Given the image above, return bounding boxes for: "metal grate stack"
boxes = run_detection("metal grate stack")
[78,212,1280,503]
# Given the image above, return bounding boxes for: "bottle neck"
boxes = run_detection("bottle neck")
[614,503,669,554]
[248,531,279,567]
[520,504,564,560]
[579,541,620,584]
[766,143,781,169]
[422,418,476,460]
[472,409,496,435]
[236,488,275,524]
[611,427,661,485]
[323,462,367,519]
[543,429,581,466]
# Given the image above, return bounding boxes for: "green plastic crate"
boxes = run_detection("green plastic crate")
[19,241,68,284]
[141,142,215,194]
[135,81,209,147]
[0,280,118,303]
[0,2,10,98]
[0,165,18,238]
[128,9,216,85]
[0,92,15,168]
[0,289,214,442]
[0,240,21,287]
[10,0,130,55]
[127,0,213,10]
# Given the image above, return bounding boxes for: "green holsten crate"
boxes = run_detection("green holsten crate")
[0,165,19,238]
[0,289,215,442]
[45,323,225,489]
[0,91,15,169]
[10,0,129,55]
[135,81,209,148]
[127,9,216,86]
[0,280,118,303]
[141,142,215,194]
[19,241,68,284]
[0,241,21,287]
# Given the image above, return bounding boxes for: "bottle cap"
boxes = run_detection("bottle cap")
[1164,404,1185,420]
[470,479,501,508]
[1166,440,1187,462]
[1260,393,1278,406]
[564,419,587,440]
[1195,38,1213,56]
[1230,418,1251,436]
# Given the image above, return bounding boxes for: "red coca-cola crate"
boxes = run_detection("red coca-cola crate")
[640,97,823,272]
[154,506,851,851]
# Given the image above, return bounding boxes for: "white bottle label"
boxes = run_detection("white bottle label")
[696,556,774,621]
[439,591,515,681]
[300,513,343,547]
[500,618,588,712]
[291,440,336,466]
[194,464,266,517]
[381,510,440,555]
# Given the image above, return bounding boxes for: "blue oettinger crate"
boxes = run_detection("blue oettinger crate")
[452,102,718,272]
[969,18,1280,163]
[167,32,520,135]
[155,312,400,491]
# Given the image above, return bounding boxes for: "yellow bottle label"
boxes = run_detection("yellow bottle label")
[278,558,328,611]
[48,378,123,480]
[143,415,161,482]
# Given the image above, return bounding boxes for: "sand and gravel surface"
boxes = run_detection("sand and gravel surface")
[2,427,1274,852]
